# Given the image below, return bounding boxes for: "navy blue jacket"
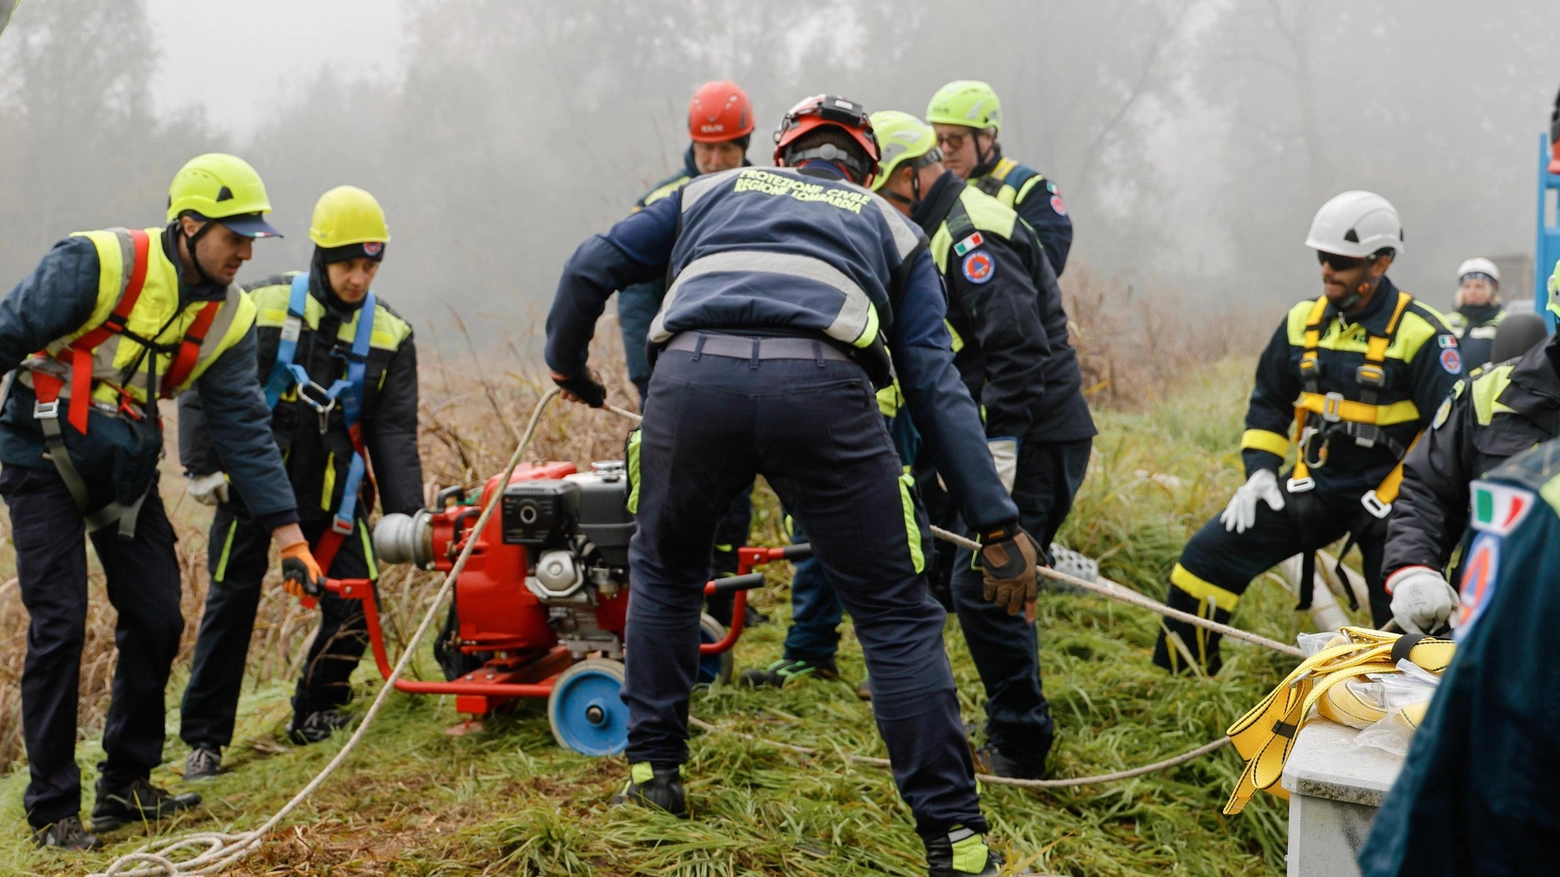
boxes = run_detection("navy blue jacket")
[0,233,298,528]
[546,164,1020,531]
[969,152,1073,277]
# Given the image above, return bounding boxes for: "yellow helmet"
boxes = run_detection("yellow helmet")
[868,111,941,192]
[926,80,1002,131]
[1547,258,1560,320]
[309,185,390,249]
[166,153,281,238]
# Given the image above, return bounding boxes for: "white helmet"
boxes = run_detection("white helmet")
[1304,190,1405,258]
[1456,257,1500,285]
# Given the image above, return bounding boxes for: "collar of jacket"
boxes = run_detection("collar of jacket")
[1457,303,1503,325]
[911,170,965,235]
[160,222,230,305]
[1324,275,1399,334]
[1510,334,1560,403]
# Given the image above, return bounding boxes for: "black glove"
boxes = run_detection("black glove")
[978,525,1040,615]
[552,369,606,408]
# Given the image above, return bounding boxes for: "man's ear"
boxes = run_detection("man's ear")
[1371,253,1394,279]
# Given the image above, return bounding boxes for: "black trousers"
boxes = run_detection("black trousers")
[180,507,374,750]
[625,344,986,837]
[2,465,183,828]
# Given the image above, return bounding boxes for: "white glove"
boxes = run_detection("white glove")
[1387,566,1459,635]
[1218,469,1285,534]
[186,471,229,506]
[988,438,1018,495]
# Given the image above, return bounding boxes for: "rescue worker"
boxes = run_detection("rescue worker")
[1442,257,1505,370]
[1381,260,1560,634]
[926,80,1072,277]
[1358,439,1560,876]
[1,154,323,850]
[177,186,422,779]
[1155,191,1461,675]
[546,95,1041,877]
[743,112,1096,780]
[616,80,762,627]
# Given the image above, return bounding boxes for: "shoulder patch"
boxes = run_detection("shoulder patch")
[1439,348,1462,374]
[1455,531,1501,640]
[1438,335,1457,348]
[961,251,995,284]
[1050,194,1068,216]
[1045,180,1058,194]
[1432,396,1453,429]
[952,232,984,257]
[1469,479,1535,535]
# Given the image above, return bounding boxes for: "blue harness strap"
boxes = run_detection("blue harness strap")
[263,272,378,535]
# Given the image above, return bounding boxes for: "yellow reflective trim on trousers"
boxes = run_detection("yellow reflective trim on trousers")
[1241,429,1291,458]
[359,518,379,580]
[1170,563,1240,613]
[626,429,642,514]
[1297,393,1419,426]
[898,473,925,574]
[321,451,336,510]
[214,518,238,583]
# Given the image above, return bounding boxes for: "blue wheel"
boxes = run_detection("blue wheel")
[547,659,629,756]
[697,613,734,686]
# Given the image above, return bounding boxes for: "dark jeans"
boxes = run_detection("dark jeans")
[180,507,375,750]
[625,341,985,836]
[2,465,184,828]
[703,486,753,627]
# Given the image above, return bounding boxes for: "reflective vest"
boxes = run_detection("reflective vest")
[18,226,254,529]
[646,167,925,386]
[970,157,1046,213]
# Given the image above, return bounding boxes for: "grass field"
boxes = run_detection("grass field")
[0,351,1336,876]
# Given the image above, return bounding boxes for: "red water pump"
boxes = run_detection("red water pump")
[325,459,793,755]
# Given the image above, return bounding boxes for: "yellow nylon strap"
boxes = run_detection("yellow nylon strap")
[1296,393,1420,426]
[1371,430,1424,505]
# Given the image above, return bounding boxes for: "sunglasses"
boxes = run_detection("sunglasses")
[935,130,973,151]
[1317,251,1367,271]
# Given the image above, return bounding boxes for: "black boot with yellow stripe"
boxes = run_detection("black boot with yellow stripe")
[925,826,1029,876]
[610,762,688,818]
[1152,570,1231,675]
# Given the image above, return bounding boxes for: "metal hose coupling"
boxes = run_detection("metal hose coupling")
[374,509,435,569]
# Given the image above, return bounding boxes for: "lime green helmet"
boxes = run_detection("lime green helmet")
[167,153,281,238]
[310,185,390,249]
[926,80,1002,131]
[1548,258,1560,320]
[868,111,941,192]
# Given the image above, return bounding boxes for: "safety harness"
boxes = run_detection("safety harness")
[261,273,377,570]
[1222,627,1454,814]
[1286,291,1424,609]
[25,228,221,535]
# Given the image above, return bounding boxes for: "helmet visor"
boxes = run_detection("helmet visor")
[218,213,283,239]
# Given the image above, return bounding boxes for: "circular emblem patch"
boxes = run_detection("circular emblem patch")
[962,251,994,284]
[1050,194,1068,216]
[1439,348,1462,374]
[363,241,383,256]
[1432,397,1453,429]
[1456,532,1501,638]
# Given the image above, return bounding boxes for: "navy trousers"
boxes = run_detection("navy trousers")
[180,507,376,750]
[2,466,184,828]
[625,341,985,836]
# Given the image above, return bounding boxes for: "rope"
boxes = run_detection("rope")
[687,716,1229,788]
[92,388,564,877]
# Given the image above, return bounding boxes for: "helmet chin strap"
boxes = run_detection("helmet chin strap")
[1336,273,1379,314]
[880,168,924,212]
[175,217,220,287]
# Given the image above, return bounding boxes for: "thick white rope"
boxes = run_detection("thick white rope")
[91,388,562,877]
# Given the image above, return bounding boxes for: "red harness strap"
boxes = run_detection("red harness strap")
[161,301,220,393]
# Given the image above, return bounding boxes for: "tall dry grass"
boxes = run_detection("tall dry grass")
[0,277,1269,779]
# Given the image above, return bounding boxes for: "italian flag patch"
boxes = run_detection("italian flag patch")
[953,232,984,257]
[1469,480,1534,535]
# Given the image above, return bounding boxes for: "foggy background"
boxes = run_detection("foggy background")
[2,0,1557,351]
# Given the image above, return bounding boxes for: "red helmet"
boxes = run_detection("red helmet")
[772,95,881,185]
[688,81,754,143]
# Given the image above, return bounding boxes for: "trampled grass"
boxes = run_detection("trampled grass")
[0,354,1334,876]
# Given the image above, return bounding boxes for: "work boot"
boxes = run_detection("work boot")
[924,826,1027,876]
[738,657,838,688]
[857,675,872,701]
[183,746,222,782]
[1151,587,1229,676]
[610,762,688,818]
[31,815,101,851]
[287,708,354,744]
[974,743,1050,781]
[90,777,202,833]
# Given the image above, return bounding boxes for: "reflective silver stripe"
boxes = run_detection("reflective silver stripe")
[871,192,924,259]
[679,168,741,213]
[648,250,874,345]
[185,283,246,380]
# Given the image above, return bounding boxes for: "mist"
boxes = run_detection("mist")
[2,0,1557,351]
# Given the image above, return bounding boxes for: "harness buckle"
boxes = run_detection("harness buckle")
[1286,476,1316,494]
[33,399,59,420]
[332,516,354,536]
[1355,363,1386,387]
[1361,490,1392,519]
[1321,392,1345,423]
[1350,422,1380,449]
